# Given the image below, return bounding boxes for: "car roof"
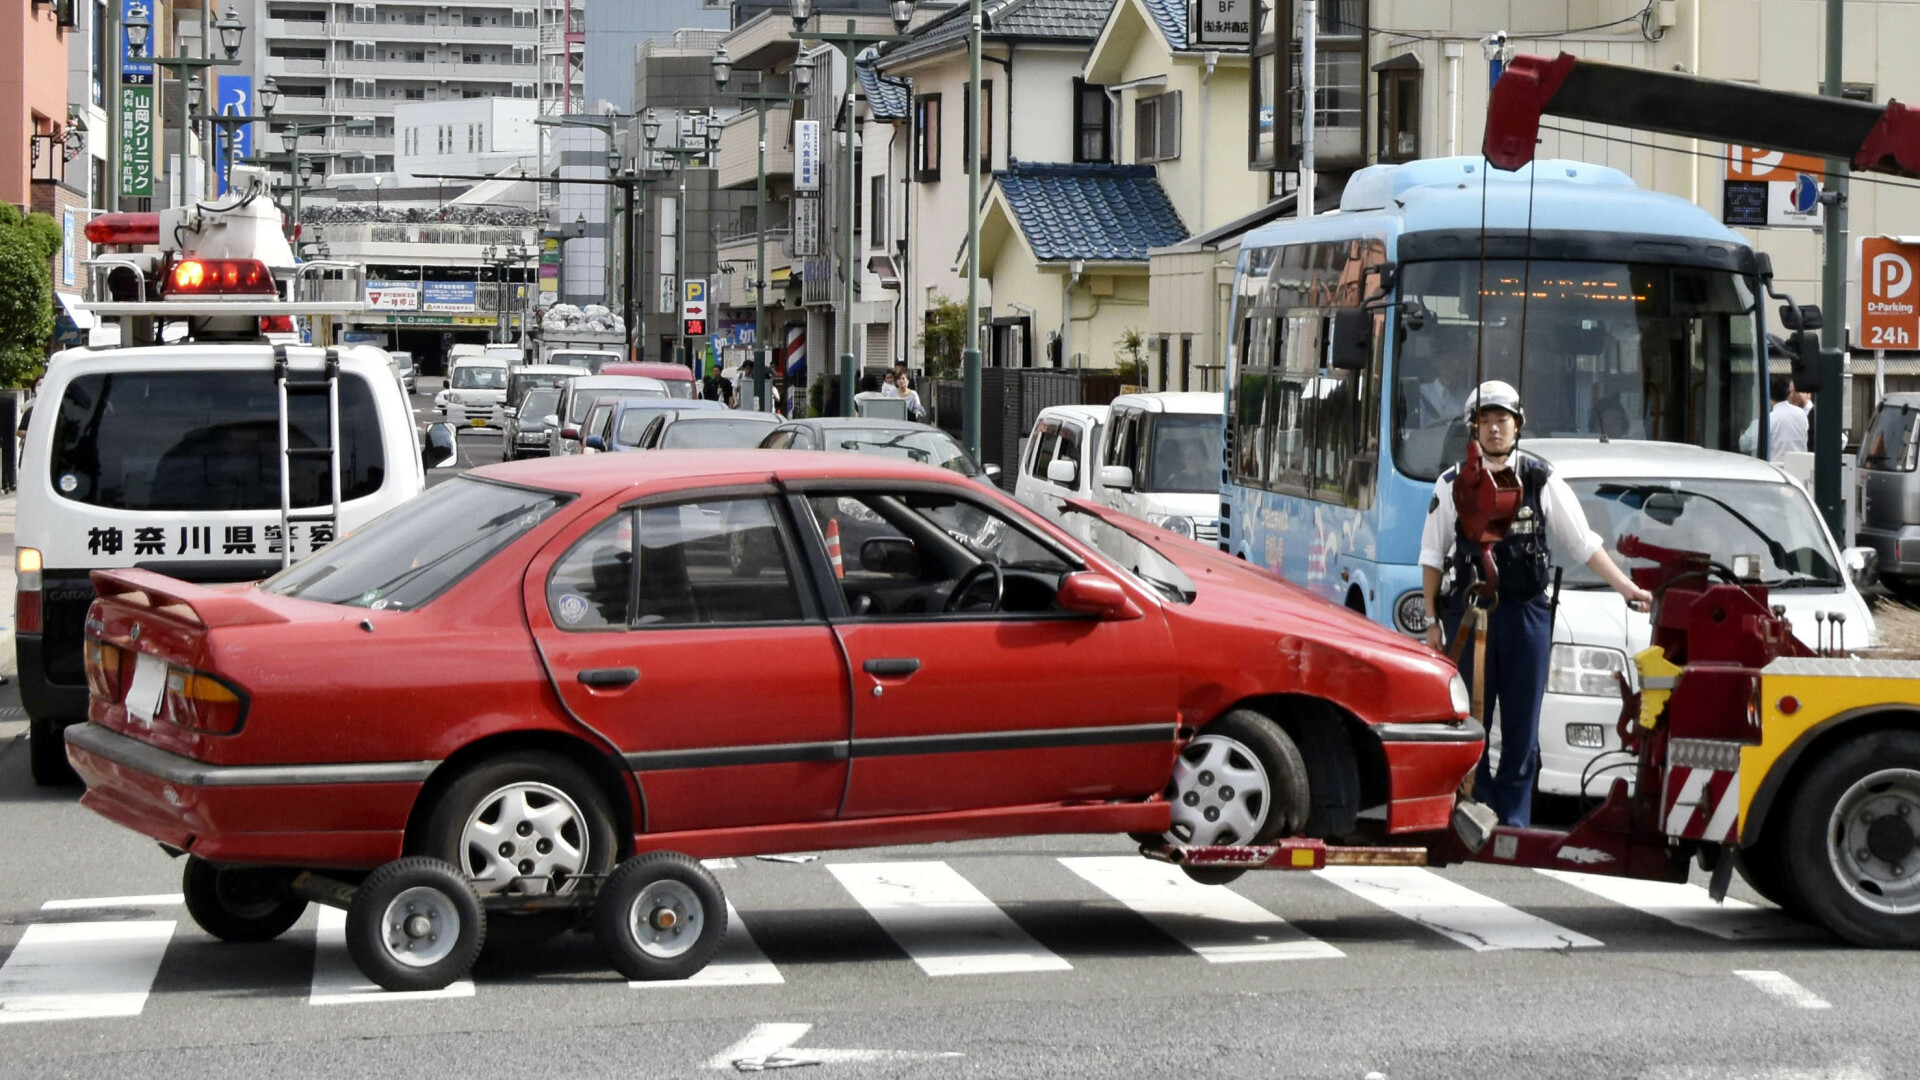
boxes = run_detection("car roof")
[45,342,397,378]
[476,448,985,496]
[451,354,509,367]
[512,364,579,375]
[1109,391,1225,414]
[604,361,695,381]
[1035,404,1110,424]
[567,374,667,391]
[666,410,778,423]
[612,397,722,414]
[1525,438,1789,483]
[788,417,954,433]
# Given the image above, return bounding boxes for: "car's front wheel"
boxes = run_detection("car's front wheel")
[1164,709,1310,884]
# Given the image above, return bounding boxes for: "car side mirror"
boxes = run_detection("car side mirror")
[1054,571,1143,620]
[1843,546,1878,589]
[422,422,458,469]
[1046,458,1078,485]
[543,414,560,428]
[860,536,918,575]
[1100,465,1135,491]
[561,425,580,441]
[1329,308,1373,370]
[504,406,518,418]
[984,462,1003,483]
[584,434,606,452]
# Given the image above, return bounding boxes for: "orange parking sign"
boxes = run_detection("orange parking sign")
[1725,145,1827,182]
[1861,237,1920,351]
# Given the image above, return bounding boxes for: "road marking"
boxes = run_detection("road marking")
[707,1022,964,1070]
[1059,856,1344,963]
[0,920,175,1023]
[709,1023,813,1069]
[700,858,738,870]
[308,907,475,1005]
[1537,870,1816,940]
[829,861,1072,977]
[1734,969,1832,1009]
[1315,867,1603,952]
[41,893,184,911]
[630,903,781,988]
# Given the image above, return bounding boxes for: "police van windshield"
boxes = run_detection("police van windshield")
[1557,477,1840,590]
[50,370,385,511]
[1393,259,1762,481]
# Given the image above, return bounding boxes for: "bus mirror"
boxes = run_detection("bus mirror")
[1789,330,1824,393]
[1779,303,1823,332]
[1330,310,1372,370]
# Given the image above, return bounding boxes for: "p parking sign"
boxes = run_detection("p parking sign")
[682,278,708,338]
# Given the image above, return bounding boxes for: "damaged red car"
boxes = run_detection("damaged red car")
[69,450,1480,951]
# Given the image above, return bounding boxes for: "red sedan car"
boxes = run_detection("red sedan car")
[69,451,1479,967]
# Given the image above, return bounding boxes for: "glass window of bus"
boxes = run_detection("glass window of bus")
[1232,318,1275,486]
[1027,419,1060,479]
[1392,259,1760,481]
[1266,313,1316,490]
[1142,414,1220,493]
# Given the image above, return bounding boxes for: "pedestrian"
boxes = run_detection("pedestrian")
[1767,375,1808,460]
[1420,381,1651,827]
[891,369,925,421]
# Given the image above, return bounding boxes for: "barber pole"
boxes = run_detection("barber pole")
[826,518,843,578]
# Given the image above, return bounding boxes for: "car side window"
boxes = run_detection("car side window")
[1053,422,1083,488]
[763,429,795,450]
[790,429,817,451]
[547,513,634,630]
[1105,409,1137,470]
[1026,420,1060,479]
[546,498,805,629]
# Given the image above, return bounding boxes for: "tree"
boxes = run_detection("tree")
[0,206,57,389]
[1115,326,1148,385]
[920,292,966,380]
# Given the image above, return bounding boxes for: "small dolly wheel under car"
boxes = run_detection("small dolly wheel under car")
[592,852,728,981]
[345,857,487,992]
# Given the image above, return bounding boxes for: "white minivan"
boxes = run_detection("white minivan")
[1013,404,1108,544]
[1095,392,1226,543]
[1521,439,1877,797]
[436,355,510,428]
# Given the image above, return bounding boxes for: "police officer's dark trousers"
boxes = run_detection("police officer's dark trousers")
[1445,595,1552,827]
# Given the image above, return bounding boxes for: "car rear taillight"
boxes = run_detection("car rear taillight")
[83,639,126,701]
[15,547,41,635]
[168,258,276,296]
[84,212,161,247]
[163,667,248,735]
[260,315,295,333]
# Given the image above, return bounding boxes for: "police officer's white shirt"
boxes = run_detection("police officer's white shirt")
[1768,398,1809,460]
[1418,452,1605,572]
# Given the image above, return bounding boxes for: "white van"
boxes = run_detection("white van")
[1095,392,1226,543]
[437,355,510,427]
[1013,404,1109,543]
[1522,439,1877,796]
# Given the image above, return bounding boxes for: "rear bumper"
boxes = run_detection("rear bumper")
[66,722,423,870]
[1375,719,1485,833]
[1857,525,1920,579]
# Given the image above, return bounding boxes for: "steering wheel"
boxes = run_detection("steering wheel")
[943,561,1004,613]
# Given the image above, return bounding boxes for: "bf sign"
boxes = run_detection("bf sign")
[1860,237,1920,351]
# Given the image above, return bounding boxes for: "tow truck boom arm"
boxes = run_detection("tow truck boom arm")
[1484,52,1920,177]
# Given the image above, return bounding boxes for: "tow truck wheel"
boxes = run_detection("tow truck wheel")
[182,857,309,943]
[1735,838,1809,919]
[592,851,727,981]
[1781,730,1920,947]
[1165,709,1311,885]
[345,857,485,992]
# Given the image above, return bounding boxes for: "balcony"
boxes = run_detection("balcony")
[321,133,391,154]
[263,18,330,38]
[265,56,329,75]
[326,58,531,80]
[716,106,792,191]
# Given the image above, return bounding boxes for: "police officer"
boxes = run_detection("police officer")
[1419,381,1652,827]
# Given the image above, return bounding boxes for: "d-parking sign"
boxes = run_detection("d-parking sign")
[1860,237,1920,351]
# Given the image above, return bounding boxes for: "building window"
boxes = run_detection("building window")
[351,3,373,22]
[352,40,374,61]
[513,8,534,26]
[512,81,535,98]
[913,93,940,181]
[351,78,375,99]
[403,9,424,24]
[513,45,535,65]
[1134,90,1181,162]
[869,174,886,246]
[1252,0,1367,171]
[404,87,424,100]
[1073,79,1110,163]
[405,49,425,63]
[961,80,991,174]
[1376,61,1420,163]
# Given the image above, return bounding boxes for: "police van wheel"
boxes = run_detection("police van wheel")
[1166,709,1311,885]
[1781,730,1920,947]
[29,718,79,787]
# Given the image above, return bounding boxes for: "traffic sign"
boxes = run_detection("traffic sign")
[682,278,709,338]
[1859,237,1920,351]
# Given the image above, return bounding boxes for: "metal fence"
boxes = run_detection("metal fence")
[924,370,1125,484]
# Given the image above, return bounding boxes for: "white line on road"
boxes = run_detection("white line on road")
[1537,870,1817,941]
[41,893,184,910]
[1315,867,1604,952]
[708,1023,813,1069]
[829,861,1072,977]
[630,902,781,988]
[1734,969,1832,1009]
[1059,856,1344,963]
[0,920,175,1024]
[700,858,738,870]
[308,907,474,1005]
[706,1023,964,1070]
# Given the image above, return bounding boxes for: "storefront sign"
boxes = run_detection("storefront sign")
[366,281,421,310]
[792,196,819,257]
[794,120,821,193]
[422,281,478,313]
[1191,0,1251,47]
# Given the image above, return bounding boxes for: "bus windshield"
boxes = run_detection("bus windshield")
[1392,259,1761,481]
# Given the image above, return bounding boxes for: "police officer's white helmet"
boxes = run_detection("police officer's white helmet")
[1463,380,1525,426]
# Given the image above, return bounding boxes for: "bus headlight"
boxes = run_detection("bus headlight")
[1548,644,1627,697]
[1394,591,1429,635]
[1146,513,1194,540]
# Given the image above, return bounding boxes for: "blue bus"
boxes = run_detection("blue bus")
[1220,156,1767,636]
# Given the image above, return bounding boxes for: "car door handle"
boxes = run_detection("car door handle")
[862,657,921,677]
[577,667,639,687]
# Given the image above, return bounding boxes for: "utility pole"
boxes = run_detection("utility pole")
[1816,0,1848,539]
[1298,0,1315,220]
[963,0,982,450]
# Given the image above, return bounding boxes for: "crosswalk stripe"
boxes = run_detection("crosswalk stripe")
[1059,856,1344,963]
[308,907,475,1005]
[0,921,175,1024]
[630,902,782,988]
[1734,969,1832,1009]
[1536,870,1817,941]
[40,894,184,911]
[1315,867,1604,952]
[828,861,1072,977]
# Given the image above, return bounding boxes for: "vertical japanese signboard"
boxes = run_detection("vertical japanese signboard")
[682,278,708,337]
[119,0,155,198]
[793,120,821,193]
[539,235,561,304]
[1859,237,1920,351]
[62,210,78,288]
[215,73,254,195]
[791,196,819,257]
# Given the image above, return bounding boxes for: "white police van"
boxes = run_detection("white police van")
[16,165,455,784]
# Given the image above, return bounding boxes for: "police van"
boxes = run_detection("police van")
[17,165,455,784]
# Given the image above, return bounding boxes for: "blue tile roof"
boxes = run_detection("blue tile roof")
[1138,0,1186,49]
[995,161,1187,261]
[880,0,1114,66]
[855,47,910,120]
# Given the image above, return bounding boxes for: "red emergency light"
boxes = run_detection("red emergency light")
[84,212,161,247]
[168,258,277,296]
[260,315,295,333]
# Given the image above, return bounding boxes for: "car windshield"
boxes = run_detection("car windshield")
[551,352,612,373]
[512,372,572,400]
[660,418,777,449]
[263,477,568,610]
[452,365,507,390]
[1143,414,1222,493]
[1073,511,1198,604]
[824,427,979,476]
[663,380,696,399]
[519,389,560,424]
[568,386,662,424]
[1559,477,1841,590]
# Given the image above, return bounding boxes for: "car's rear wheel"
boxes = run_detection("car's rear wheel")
[1164,709,1310,884]
[420,753,619,947]
[182,856,309,943]
[29,718,79,786]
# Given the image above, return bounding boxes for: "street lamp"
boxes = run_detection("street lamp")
[789,0,811,30]
[215,4,246,60]
[125,2,150,56]
[373,174,382,210]
[258,76,281,115]
[644,110,722,373]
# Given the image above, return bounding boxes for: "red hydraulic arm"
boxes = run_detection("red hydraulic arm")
[1484,52,1920,177]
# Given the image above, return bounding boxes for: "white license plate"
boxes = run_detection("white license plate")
[126,653,167,722]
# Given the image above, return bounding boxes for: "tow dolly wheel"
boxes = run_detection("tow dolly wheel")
[592,852,727,981]
[345,857,486,992]
[182,856,309,943]
[1164,709,1311,884]
[1781,731,1920,947]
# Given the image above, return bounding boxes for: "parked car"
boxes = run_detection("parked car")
[498,364,581,427]
[1096,392,1226,544]
[1014,404,1110,544]
[550,375,668,456]
[504,387,562,461]
[435,356,510,428]
[760,418,1000,485]
[584,398,724,453]
[1523,439,1877,797]
[389,350,417,395]
[601,361,697,399]
[620,409,780,450]
[69,450,1479,952]
[1857,392,1920,596]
